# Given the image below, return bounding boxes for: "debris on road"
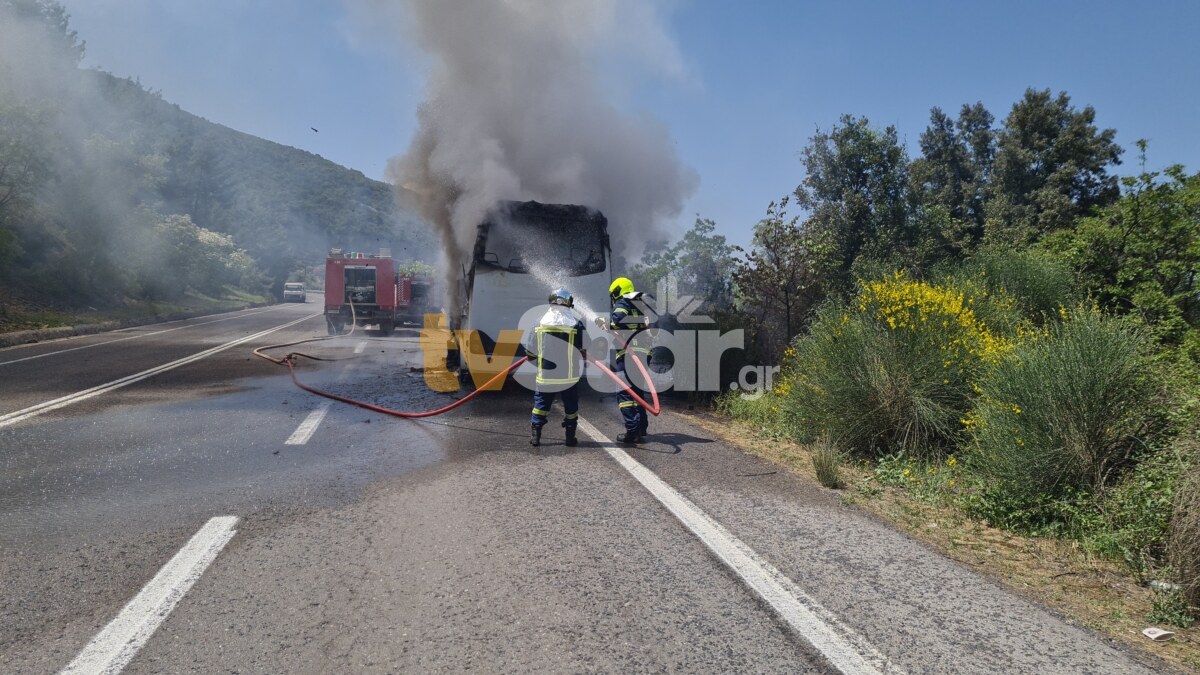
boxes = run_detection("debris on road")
[1142,627,1175,642]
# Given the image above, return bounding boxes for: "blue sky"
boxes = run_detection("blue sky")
[62,0,1200,250]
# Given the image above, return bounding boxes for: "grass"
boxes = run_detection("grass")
[677,408,1200,672]
[0,287,269,334]
[1171,463,1200,613]
[812,436,844,489]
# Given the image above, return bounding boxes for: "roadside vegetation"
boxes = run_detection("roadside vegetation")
[632,91,1200,655]
[0,285,267,335]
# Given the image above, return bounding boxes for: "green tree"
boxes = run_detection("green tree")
[0,102,50,226]
[1047,143,1200,339]
[733,198,830,360]
[628,216,739,318]
[0,0,83,71]
[988,88,1122,245]
[908,103,995,257]
[794,114,910,285]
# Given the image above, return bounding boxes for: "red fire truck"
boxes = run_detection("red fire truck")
[324,249,435,336]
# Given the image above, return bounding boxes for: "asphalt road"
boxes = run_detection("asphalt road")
[0,301,1172,673]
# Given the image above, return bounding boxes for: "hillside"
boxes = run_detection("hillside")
[0,1,433,317]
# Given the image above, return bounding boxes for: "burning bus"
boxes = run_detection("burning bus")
[452,200,613,357]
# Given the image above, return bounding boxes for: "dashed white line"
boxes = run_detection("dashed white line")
[0,306,287,366]
[61,516,239,675]
[0,314,319,429]
[286,401,332,445]
[353,340,368,354]
[578,418,900,675]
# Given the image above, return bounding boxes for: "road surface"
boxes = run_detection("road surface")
[0,301,1170,673]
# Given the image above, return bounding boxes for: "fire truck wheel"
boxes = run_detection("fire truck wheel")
[378,320,394,337]
[326,317,343,336]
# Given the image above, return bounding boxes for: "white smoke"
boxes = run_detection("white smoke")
[347,0,697,309]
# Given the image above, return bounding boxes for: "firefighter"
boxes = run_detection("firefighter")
[604,277,651,444]
[524,288,587,447]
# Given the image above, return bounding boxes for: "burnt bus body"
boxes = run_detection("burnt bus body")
[455,200,612,357]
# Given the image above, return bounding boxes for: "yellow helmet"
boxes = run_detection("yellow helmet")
[609,277,634,302]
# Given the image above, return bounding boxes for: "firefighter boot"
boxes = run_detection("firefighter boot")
[616,431,641,444]
[563,420,578,447]
[530,424,543,447]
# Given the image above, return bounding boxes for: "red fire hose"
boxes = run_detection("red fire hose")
[254,337,660,420]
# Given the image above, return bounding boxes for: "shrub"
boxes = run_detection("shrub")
[873,451,961,504]
[963,246,1076,320]
[785,273,1013,459]
[813,436,844,489]
[1148,589,1195,629]
[1085,449,1180,580]
[716,390,792,440]
[966,309,1152,528]
[1169,463,1200,610]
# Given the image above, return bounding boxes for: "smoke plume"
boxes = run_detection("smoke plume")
[362,0,697,309]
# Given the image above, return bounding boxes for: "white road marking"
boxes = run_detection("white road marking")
[0,314,319,429]
[286,401,332,445]
[353,340,368,354]
[61,516,239,675]
[578,418,900,675]
[0,306,287,366]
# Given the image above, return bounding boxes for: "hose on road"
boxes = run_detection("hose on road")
[253,330,661,420]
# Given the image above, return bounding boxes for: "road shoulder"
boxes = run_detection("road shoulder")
[668,407,1187,673]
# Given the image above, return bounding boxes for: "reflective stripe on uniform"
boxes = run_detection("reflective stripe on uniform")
[616,347,652,359]
[619,401,638,408]
[535,325,580,383]
[565,412,579,420]
[532,408,549,416]
[536,376,578,385]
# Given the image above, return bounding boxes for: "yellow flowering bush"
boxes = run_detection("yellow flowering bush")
[858,272,1015,364]
[782,273,1022,459]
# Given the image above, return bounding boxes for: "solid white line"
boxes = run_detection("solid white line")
[578,418,900,675]
[353,340,368,354]
[285,401,332,445]
[61,516,239,675]
[0,314,319,429]
[0,306,287,365]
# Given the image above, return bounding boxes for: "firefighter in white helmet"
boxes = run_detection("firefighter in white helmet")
[524,288,586,447]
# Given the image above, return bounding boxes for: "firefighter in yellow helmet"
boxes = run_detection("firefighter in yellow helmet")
[605,277,651,443]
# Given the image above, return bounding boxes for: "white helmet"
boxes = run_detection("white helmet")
[549,288,574,308]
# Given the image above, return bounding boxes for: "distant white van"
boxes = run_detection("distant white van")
[283,282,307,303]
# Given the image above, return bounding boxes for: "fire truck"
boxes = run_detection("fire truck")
[324,249,436,335]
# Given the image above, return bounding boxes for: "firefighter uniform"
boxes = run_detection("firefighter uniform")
[608,278,651,443]
[525,290,586,447]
